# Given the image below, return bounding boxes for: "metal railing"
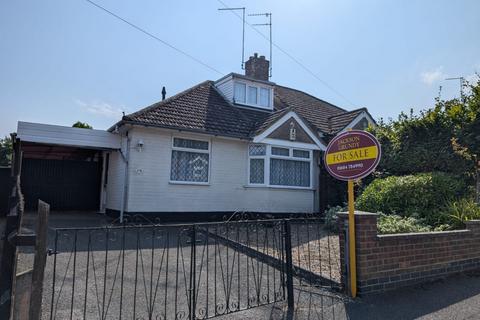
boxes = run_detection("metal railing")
[44,217,340,320]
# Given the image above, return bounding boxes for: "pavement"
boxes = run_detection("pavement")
[220,271,480,320]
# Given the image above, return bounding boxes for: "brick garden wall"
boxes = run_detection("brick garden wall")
[338,211,480,294]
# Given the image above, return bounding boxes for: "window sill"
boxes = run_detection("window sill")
[243,184,314,191]
[169,181,210,186]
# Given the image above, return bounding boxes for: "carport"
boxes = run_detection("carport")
[16,122,121,212]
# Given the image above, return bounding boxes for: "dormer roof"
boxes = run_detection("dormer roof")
[215,72,276,87]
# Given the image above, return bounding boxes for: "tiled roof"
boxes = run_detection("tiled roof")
[273,85,347,133]
[251,108,291,136]
[328,108,367,133]
[121,80,371,140]
[123,81,271,139]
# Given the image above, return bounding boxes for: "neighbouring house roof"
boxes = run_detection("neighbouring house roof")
[327,108,370,133]
[117,80,374,140]
[273,85,347,134]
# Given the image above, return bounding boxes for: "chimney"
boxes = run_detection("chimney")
[245,53,269,81]
[161,86,166,101]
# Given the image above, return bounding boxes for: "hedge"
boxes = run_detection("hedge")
[356,172,467,226]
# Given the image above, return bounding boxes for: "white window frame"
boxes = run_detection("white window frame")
[233,82,246,104]
[247,144,313,189]
[170,136,211,185]
[259,87,271,108]
[233,80,273,110]
[247,144,267,186]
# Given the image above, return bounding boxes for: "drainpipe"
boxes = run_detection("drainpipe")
[119,131,131,224]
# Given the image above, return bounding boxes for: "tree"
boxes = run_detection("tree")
[367,77,480,198]
[72,121,92,129]
[0,135,13,167]
[454,78,480,203]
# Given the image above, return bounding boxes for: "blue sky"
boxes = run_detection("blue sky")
[1,0,479,137]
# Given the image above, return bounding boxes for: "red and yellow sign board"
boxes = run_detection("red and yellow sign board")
[324,130,381,181]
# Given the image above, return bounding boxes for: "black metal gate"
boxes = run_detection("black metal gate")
[44,218,341,319]
[22,158,102,210]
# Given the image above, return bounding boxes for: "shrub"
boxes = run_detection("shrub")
[377,214,430,234]
[323,205,345,232]
[377,214,451,234]
[356,172,466,226]
[443,198,480,228]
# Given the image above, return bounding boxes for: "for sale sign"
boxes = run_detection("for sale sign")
[324,130,381,181]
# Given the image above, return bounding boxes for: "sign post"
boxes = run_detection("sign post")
[324,130,381,297]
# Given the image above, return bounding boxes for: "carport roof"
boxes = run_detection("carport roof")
[16,121,121,150]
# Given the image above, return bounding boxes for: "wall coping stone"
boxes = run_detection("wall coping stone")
[377,229,471,240]
[337,211,379,217]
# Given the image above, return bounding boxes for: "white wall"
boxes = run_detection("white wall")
[121,127,317,213]
[215,76,234,101]
[105,138,127,211]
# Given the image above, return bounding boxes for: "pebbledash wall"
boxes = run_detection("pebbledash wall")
[338,212,480,294]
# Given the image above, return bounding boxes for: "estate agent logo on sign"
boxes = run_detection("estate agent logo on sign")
[324,129,381,298]
[324,130,381,181]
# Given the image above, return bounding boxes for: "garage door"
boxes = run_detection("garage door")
[22,158,102,210]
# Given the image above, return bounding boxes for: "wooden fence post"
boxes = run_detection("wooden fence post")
[0,136,23,320]
[29,200,49,320]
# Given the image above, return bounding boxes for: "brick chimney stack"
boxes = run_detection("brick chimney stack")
[245,53,270,81]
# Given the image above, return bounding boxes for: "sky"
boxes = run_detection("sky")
[1,0,479,137]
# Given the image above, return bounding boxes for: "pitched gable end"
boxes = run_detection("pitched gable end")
[253,111,326,150]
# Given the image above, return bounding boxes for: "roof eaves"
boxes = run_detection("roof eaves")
[121,120,253,141]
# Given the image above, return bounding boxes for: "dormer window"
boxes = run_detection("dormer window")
[233,80,272,109]
[259,87,270,107]
[234,82,246,104]
[247,86,258,104]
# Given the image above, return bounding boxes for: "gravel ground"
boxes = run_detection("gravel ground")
[213,222,341,285]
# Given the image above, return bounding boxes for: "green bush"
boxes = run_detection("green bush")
[356,172,466,226]
[443,198,480,228]
[377,214,450,234]
[377,214,430,234]
[323,205,345,232]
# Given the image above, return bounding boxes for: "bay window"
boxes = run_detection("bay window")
[170,137,210,183]
[248,144,312,188]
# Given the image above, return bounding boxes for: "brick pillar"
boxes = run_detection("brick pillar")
[337,211,379,294]
[465,220,480,235]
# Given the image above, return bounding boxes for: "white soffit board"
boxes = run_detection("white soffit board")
[17,121,121,150]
